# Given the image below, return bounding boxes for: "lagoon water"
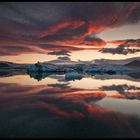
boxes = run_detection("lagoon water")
[0,73,140,138]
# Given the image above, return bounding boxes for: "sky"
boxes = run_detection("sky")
[0,2,140,63]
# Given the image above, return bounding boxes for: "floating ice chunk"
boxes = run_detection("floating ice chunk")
[65,72,83,81]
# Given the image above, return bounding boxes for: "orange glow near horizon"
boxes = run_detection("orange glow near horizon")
[0,49,140,64]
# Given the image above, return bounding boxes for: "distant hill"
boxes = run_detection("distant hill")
[94,57,140,65]
[0,61,31,69]
[125,60,140,67]
[1,56,140,69]
[0,61,15,67]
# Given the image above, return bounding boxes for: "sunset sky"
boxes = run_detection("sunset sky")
[0,2,140,63]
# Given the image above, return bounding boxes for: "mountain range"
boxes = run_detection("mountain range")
[0,57,140,68]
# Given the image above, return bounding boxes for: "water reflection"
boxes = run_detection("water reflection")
[0,72,140,138]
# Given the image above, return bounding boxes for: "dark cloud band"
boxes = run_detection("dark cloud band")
[0,2,140,56]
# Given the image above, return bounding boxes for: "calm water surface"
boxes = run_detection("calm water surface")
[0,73,140,138]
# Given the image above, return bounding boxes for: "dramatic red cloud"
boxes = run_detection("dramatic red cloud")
[108,39,140,47]
[40,19,107,49]
[107,40,127,45]
[41,20,86,37]
[0,2,140,56]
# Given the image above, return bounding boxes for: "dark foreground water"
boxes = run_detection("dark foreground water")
[0,72,140,138]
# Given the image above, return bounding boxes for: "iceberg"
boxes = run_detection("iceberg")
[27,62,59,72]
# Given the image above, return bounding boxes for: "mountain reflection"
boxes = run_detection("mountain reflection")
[0,73,140,138]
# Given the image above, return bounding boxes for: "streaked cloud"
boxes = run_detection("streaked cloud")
[48,50,71,56]
[100,39,140,55]
[0,2,140,57]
